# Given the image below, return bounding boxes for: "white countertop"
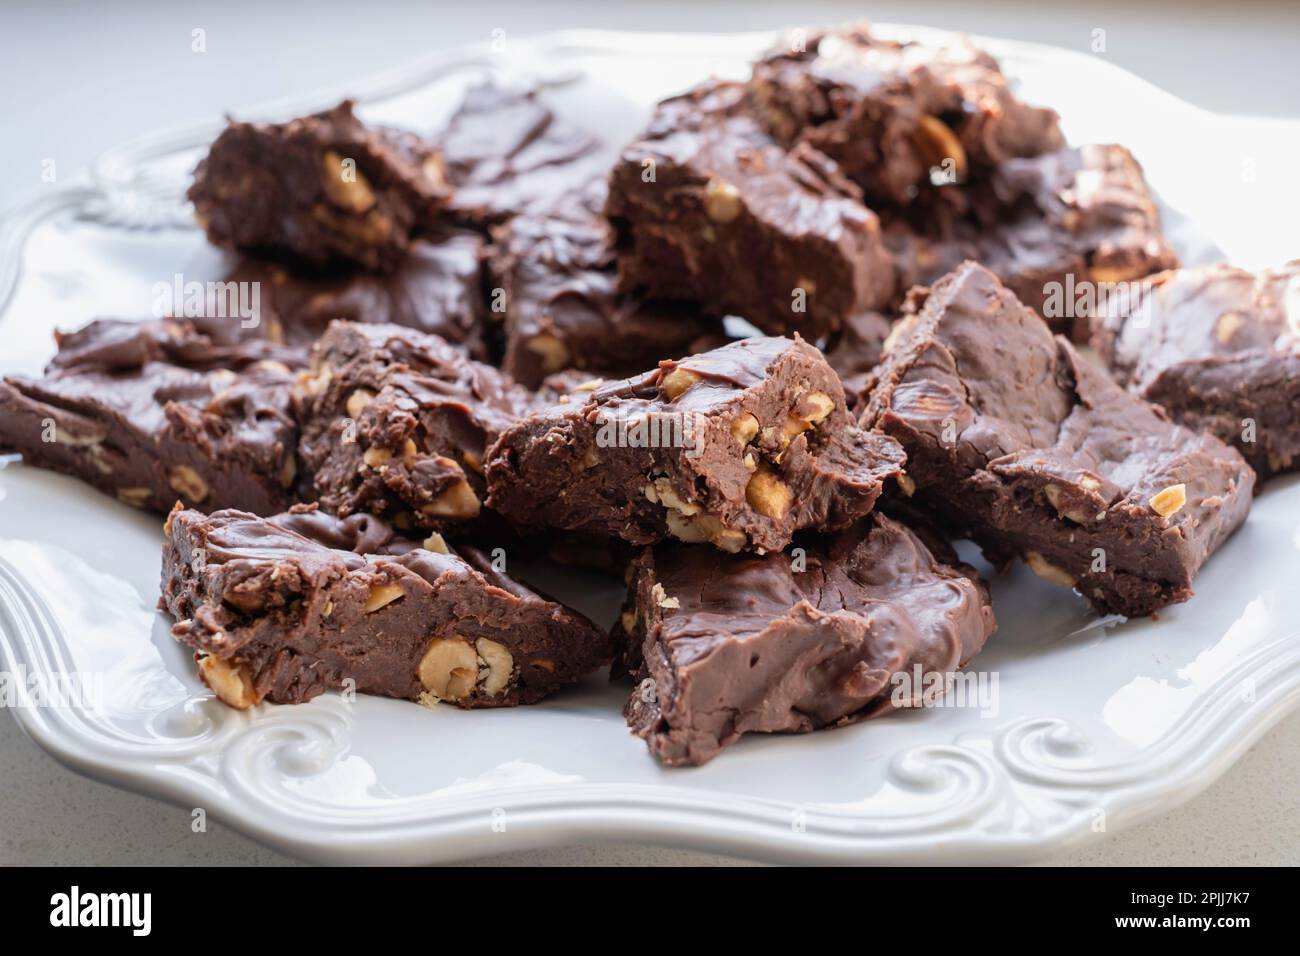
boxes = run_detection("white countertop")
[2,0,1297,867]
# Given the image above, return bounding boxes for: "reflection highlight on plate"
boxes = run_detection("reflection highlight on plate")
[1103,594,1279,747]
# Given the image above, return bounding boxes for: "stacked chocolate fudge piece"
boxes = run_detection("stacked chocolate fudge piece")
[2,22,1277,768]
[1091,261,1300,479]
[748,25,1177,341]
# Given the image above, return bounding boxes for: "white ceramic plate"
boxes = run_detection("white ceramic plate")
[1,26,1298,866]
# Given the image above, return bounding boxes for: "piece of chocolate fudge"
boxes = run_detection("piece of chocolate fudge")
[160,504,611,709]
[606,81,895,339]
[189,101,449,272]
[617,513,996,766]
[223,227,488,357]
[486,205,723,388]
[485,336,906,553]
[295,321,539,531]
[884,145,1177,340]
[437,82,610,227]
[860,262,1254,617]
[1092,261,1300,480]
[0,318,300,515]
[749,24,1063,205]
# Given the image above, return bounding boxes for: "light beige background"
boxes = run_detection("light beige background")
[1,0,1297,866]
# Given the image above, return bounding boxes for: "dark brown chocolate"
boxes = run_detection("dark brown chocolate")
[860,261,1254,617]
[159,504,611,709]
[1092,261,1300,479]
[486,335,906,552]
[884,144,1178,340]
[606,81,895,339]
[295,321,540,531]
[0,318,300,515]
[617,513,996,766]
[437,82,610,227]
[189,100,449,272]
[750,24,1063,205]
[223,227,488,358]
[486,204,723,389]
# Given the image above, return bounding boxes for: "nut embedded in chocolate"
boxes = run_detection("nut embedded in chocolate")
[748,24,1063,204]
[859,261,1254,617]
[295,321,542,531]
[159,504,612,709]
[188,100,449,272]
[0,318,302,516]
[1091,260,1300,480]
[485,335,906,553]
[605,80,895,339]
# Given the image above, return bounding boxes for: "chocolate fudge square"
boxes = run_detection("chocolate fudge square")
[860,262,1254,617]
[486,205,723,389]
[976,144,1179,337]
[189,100,449,272]
[885,144,1178,340]
[295,321,539,531]
[1092,261,1300,480]
[750,24,1063,205]
[160,504,611,709]
[0,318,300,515]
[617,513,996,766]
[606,81,895,339]
[437,82,610,227]
[485,336,906,553]
[224,227,488,358]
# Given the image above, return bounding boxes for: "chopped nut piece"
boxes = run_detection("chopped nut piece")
[794,391,835,425]
[321,150,377,212]
[647,477,700,516]
[1089,263,1152,284]
[419,477,481,518]
[1149,483,1187,517]
[1043,482,1092,523]
[168,465,210,503]
[294,364,333,402]
[665,511,747,552]
[362,446,392,469]
[730,413,760,445]
[745,464,793,519]
[116,486,152,508]
[913,115,967,181]
[651,582,681,609]
[660,367,702,400]
[475,638,514,696]
[526,333,570,373]
[422,152,447,188]
[364,581,406,612]
[345,388,375,418]
[421,532,449,554]
[417,637,478,700]
[198,654,257,709]
[897,472,916,497]
[704,179,743,223]
[1213,311,1244,345]
[53,426,106,447]
[1025,551,1077,588]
